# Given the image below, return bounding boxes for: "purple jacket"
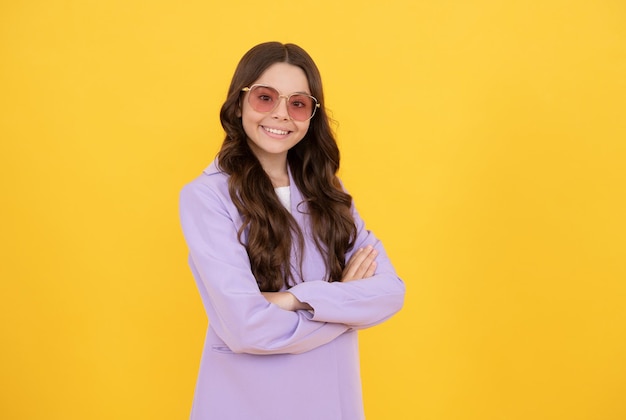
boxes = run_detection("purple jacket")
[179,161,405,420]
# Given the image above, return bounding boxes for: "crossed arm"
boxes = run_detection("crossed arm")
[181,179,404,354]
[262,245,378,311]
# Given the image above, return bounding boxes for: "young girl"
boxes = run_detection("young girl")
[179,42,405,420]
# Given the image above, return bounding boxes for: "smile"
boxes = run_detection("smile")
[263,126,290,136]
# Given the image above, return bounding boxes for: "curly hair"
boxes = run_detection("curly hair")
[217,42,356,292]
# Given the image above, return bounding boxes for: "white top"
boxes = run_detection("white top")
[275,186,291,212]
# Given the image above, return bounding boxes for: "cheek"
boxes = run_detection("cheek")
[297,121,311,138]
[241,117,255,140]
[240,105,258,135]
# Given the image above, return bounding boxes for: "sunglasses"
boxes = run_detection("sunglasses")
[241,84,320,122]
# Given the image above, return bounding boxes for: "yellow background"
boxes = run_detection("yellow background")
[1,1,625,419]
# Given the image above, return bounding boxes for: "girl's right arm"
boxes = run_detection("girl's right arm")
[261,246,377,311]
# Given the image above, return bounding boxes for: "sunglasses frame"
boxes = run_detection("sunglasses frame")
[241,84,321,122]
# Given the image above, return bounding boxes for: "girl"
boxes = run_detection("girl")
[179,42,405,420]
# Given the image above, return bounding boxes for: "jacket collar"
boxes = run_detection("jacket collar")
[202,159,221,176]
[203,159,305,213]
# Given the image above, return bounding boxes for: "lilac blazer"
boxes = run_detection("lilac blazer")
[179,161,405,420]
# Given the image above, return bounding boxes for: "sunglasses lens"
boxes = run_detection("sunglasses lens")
[248,86,279,112]
[247,85,317,121]
[287,94,315,121]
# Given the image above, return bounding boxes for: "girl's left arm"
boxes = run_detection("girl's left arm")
[288,204,406,329]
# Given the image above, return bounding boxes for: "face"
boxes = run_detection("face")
[239,62,312,166]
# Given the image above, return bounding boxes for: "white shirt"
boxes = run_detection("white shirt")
[275,186,290,212]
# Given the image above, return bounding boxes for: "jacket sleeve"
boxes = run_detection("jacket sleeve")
[179,180,349,355]
[288,202,405,329]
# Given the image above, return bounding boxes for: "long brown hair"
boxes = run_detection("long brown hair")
[217,42,356,292]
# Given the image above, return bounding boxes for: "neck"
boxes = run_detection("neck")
[256,154,290,188]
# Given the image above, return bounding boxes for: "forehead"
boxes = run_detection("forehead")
[253,62,311,94]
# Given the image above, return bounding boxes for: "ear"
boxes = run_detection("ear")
[235,97,243,118]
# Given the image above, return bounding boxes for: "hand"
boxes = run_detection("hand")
[262,292,313,312]
[341,245,378,282]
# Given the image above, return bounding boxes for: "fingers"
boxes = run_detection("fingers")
[342,245,378,282]
[352,247,377,279]
[362,259,377,278]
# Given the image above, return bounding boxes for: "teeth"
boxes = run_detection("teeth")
[264,126,289,135]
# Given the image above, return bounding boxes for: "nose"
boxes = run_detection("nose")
[271,95,290,120]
